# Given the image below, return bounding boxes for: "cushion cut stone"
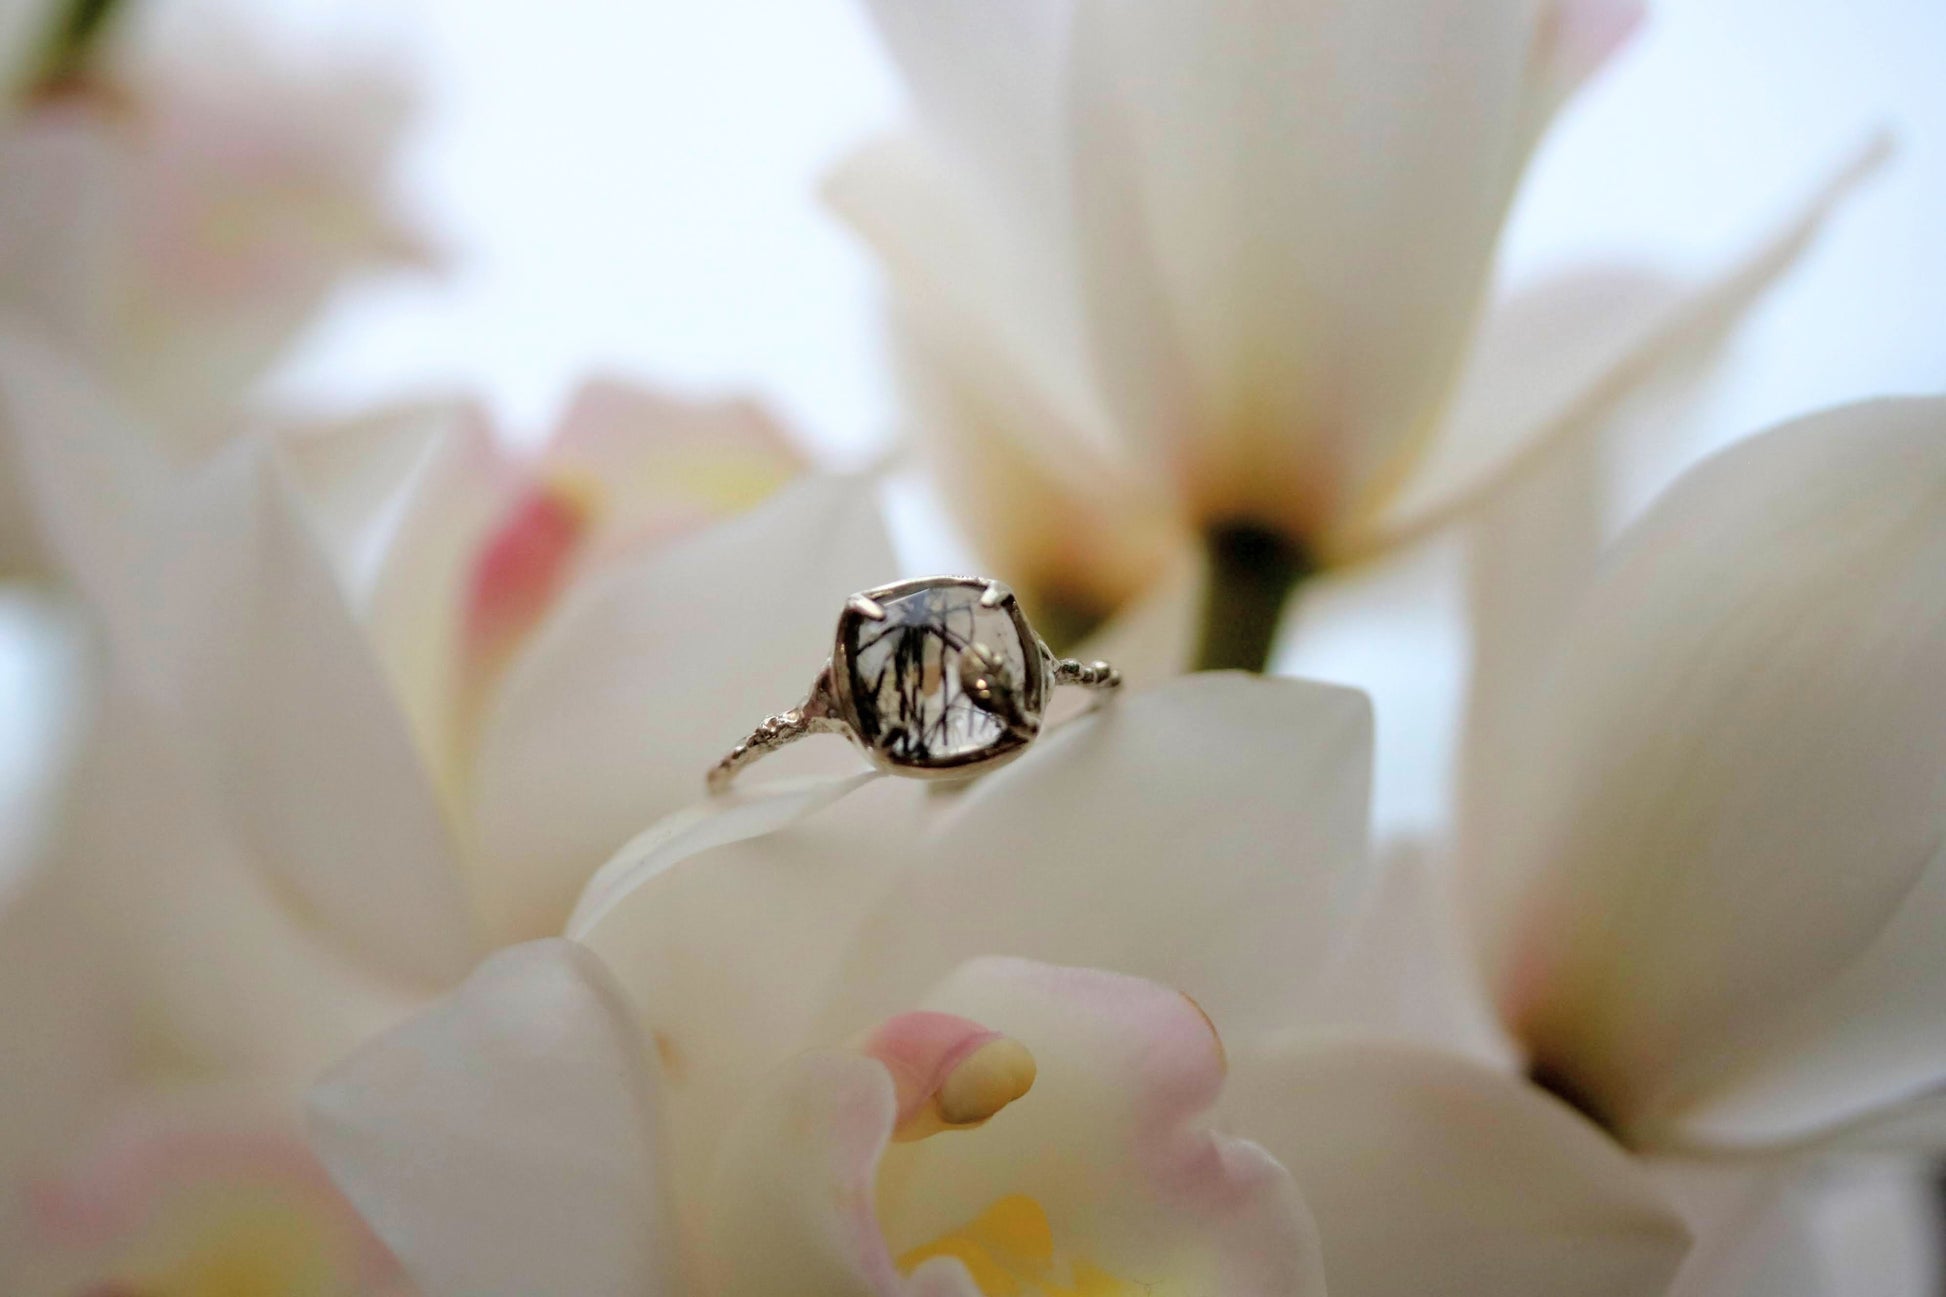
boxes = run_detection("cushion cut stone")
[842,580,1041,768]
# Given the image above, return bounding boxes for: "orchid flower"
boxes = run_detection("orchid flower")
[1424,397,1946,1293]
[0,331,893,1288]
[1460,397,1946,1158]
[832,0,1884,670]
[0,3,424,575]
[311,674,1696,1297]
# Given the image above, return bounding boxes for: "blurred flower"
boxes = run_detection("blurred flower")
[12,1086,410,1297]
[0,5,425,573]
[832,0,1884,668]
[1460,397,1946,1159]
[0,332,882,1287]
[311,675,1695,1297]
[0,326,882,979]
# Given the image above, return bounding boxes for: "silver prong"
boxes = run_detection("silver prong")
[847,594,887,620]
[979,580,1013,609]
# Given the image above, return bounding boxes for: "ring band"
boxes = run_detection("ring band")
[709,575,1121,794]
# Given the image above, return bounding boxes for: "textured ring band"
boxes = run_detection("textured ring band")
[708,575,1121,794]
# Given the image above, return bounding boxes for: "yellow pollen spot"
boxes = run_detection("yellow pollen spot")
[937,1037,1038,1128]
[102,1190,349,1297]
[898,1196,1148,1296]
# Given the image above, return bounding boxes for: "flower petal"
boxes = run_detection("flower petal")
[877,958,1324,1297]
[1475,397,1946,1147]
[0,855,131,1217]
[309,939,678,1297]
[1367,136,1891,556]
[543,379,805,557]
[468,473,895,942]
[567,772,882,941]
[62,690,418,1085]
[826,139,1176,622]
[0,331,476,986]
[1295,838,1513,1065]
[703,1049,909,1297]
[1224,1037,1691,1297]
[706,958,1323,1297]
[826,673,1374,1042]
[1655,1160,1942,1297]
[573,775,921,1231]
[1065,0,1556,541]
[13,1085,401,1297]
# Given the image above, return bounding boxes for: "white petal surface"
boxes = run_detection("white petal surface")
[1371,137,1891,554]
[1224,1037,1691,1297]
[65,690,419,1085]
[705,1049,913,1297]
[309,940,678,1297]
[1067,0,1551,540]
[469,474,896,943]
[0,856,131,1226]
[575,775,922,1226]
[1296,839,1513,1066]
[706,959,1322,1297]
[1476,398,1946,1147]
[877,958,1324,1297]
[0,332,475,986]
[827,140,1175,619]
[826,673,1374,1042]
[1656,1159,1941,1297]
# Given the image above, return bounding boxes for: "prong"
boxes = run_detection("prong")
[848,594,887,621]
[979,580,1013,609]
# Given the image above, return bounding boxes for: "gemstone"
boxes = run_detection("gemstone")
[840,579,1043,769]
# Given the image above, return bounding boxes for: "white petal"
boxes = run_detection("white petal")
[1295,838,1514,1066]
[859,0,1073,226]
[567,772,881,940]
[707,959,1322,1297]
[309,940,678,1297]
[826,673,1374,1042]
[1224,1037,1691,1297]
[63,690,419,1084]
[1657,1160,1943,1297]
[1475,397,1946,1147]
[0,854,131,1207]
[0,332,475,986]
[704,1049,909,1297]
[1066,0,1553,541]
[573,775,921,1227]
[468,474,895,943]
[878,958,1324,1297]
[827,140,1175,620]
[1368,136,1892,554]
[888,288,1184,623]
[352,404,517,794]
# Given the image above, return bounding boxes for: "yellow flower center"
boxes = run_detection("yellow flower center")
[897,1195,1147,1297]
[94,1186,354,1297]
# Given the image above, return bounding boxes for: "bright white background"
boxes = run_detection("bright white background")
[264,0,1946,461]
[4,0,1945,857]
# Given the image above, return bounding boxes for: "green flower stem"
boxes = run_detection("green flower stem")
[1193,523,1315,674]
[27,0,126,94]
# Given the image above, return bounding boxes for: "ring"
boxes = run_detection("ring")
[708,575,1121,794]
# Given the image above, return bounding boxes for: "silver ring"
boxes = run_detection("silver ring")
[709,575,1121,794]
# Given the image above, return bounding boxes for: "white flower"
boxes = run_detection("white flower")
[1458,396,1946,1157]
[0,328,879,983]
[6,1081,413,1296]
[0,342,871,1288]
[311,674,1693,1297]
[832,0,1884,652]
[0,10,424,572]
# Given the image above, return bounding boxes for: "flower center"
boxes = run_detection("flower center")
[897,1195,1144,1296]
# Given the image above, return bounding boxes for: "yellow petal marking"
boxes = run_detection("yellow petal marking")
[897,1195,1149,1297]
